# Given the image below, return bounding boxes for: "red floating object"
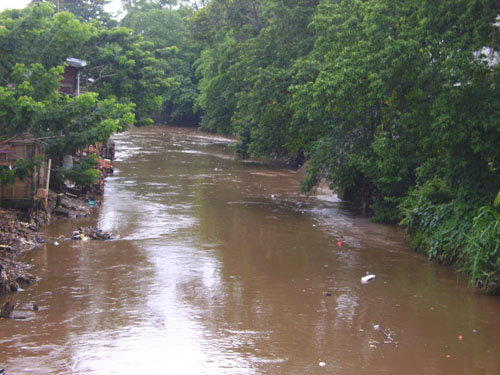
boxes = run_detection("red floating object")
[338,241,343,247]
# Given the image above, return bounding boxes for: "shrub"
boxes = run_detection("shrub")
[63,154,100,187]
[401,180,500,293]
[463,206,500,292]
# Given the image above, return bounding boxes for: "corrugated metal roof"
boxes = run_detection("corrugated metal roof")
[66,58,87,69]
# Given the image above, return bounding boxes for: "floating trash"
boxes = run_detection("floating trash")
[85,199,97,206]
[319,362,326,367]
[361,273,376,284]
[71,227,113,240]
[373,324,396,344]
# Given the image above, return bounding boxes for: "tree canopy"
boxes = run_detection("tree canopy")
[0,4,133,155]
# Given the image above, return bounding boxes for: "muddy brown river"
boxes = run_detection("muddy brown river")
[1,126,499,374]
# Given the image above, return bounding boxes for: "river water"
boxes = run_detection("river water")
[1,126,499,374]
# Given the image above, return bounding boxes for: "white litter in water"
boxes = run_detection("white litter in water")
[319,362,326,367]
[361,274,376,284]
[54,241,59,246]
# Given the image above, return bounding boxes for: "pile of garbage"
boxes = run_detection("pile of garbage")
[0,253,35,294]
[50,191,93,219]
[0,208,45,295]
[0,208,47,251]
[71,226,113,241]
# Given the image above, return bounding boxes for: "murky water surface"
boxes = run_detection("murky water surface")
[1,127,500,374]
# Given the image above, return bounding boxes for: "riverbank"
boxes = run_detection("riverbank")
[0,193,95,298]
[0,207,45,295]
[0,157,113,301]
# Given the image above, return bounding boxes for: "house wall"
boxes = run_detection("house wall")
[0,136,49,208]
[60,66,78,96]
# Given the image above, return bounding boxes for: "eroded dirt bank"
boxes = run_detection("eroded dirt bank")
[0,155,113,314]
[0,193,94,300]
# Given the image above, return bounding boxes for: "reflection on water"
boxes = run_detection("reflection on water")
[1,126,500,374]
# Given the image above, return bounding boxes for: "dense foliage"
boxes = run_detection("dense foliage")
[30,0,117,25]
[120,2,200,124]
[1,0,499,291]
[0,4,134,150]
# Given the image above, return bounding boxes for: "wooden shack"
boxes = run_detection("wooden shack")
[0,134,51,209]
[59,58,87,97]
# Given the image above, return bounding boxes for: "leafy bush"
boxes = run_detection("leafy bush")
[400,193,470,264]
[401,181,500,293]
[463,206,500,292]
[371,196,402,224]
[0,157,42,185]
[0,166,15,185]
[400,179,475,262]
[418,178,455,205]
[63,154,100,187]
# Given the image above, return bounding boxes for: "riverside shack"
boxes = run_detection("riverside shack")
[0,58,89,209]
[0,133,51,209]
[60,58,87,97]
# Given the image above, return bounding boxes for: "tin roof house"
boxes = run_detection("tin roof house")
[60,58,87,97]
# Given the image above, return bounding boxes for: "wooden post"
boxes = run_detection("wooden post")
[77,69,80,97]
[44,158,51,210]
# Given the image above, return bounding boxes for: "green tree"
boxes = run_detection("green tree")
[121,0,178,11]
[192,0,263,133]
[83,25,173,126]
[121,4,201,124]
[295,0,500,220]
[231,0,318,163]
[30,0,116,25]
[0,4,95,79]
[193,0,318,160]
[0,4,135,154]
[0,63,134,156]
